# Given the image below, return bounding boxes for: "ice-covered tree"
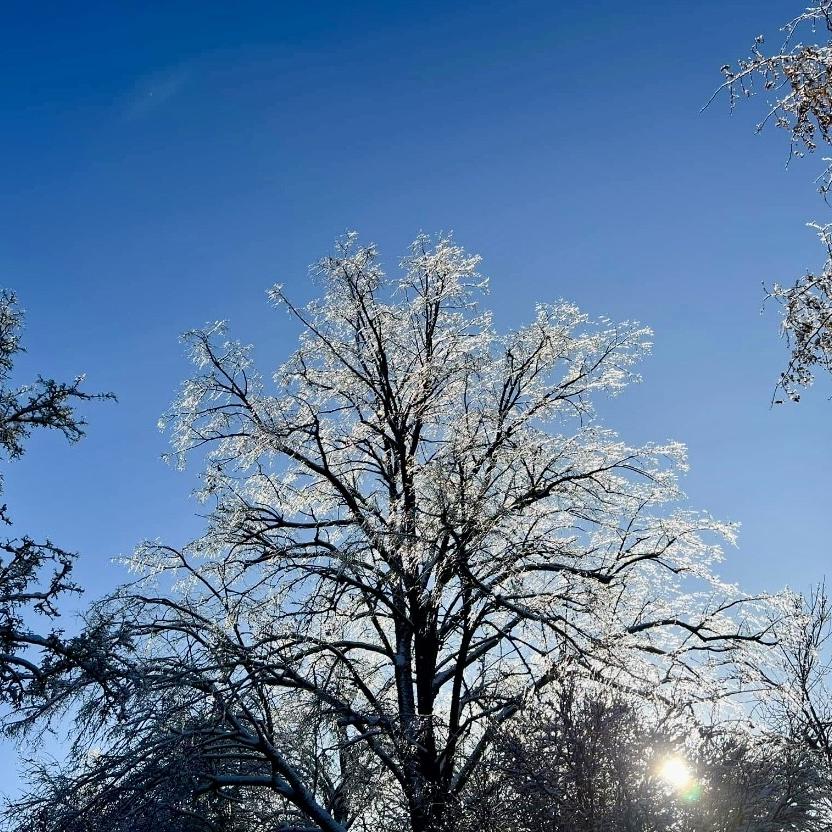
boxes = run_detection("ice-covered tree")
[15,235,772,832]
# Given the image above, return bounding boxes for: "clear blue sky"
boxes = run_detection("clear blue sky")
[2,0,830,787]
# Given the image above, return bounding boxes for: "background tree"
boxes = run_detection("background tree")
[0,289,110,706]
[464,681,824,832]
[746,584,832,825]
[721,1,832,400]
[11,235,774,832]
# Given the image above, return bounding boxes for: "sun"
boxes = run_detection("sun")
[657,755,694,791]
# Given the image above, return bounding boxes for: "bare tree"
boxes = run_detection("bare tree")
[0,290,111,705]
[12,235,774,832]
[745,583,832,827]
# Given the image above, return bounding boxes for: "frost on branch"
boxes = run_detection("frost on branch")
[768,223,832,399]
[720,3,832,170]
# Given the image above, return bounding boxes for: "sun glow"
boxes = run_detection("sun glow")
[658,756,694,791]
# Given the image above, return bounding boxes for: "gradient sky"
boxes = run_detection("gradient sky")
[2,0,830,792]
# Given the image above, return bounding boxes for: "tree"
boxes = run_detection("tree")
[720,2,832,400]
[0,290,110,706]
[12,235,773,832]
[745,583,832,826]
[464,681,824,832]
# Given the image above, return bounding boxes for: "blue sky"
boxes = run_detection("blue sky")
[2,0,830,785]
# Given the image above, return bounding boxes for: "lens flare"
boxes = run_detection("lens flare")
[657,755,702,802]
